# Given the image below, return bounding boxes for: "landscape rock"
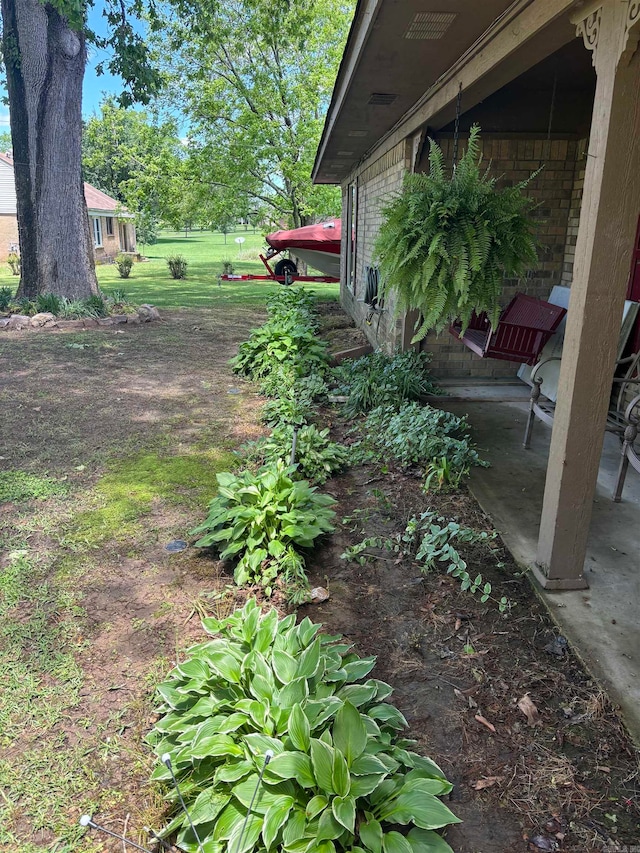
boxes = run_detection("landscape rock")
[111,315,129,324]
[97,318,113,326]
[7,314,31,330]
[82,318,99,328]
[138,304,162,322]
[126,313,141,324]
[60,319,86,330]
[30,312,55,327]
[0,318,10,329]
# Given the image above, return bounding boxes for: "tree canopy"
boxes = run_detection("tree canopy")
[156,0,354,228]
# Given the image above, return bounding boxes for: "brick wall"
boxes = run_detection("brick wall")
[0,214,19,262]
[561,139,588,286]
[341,140,411,352]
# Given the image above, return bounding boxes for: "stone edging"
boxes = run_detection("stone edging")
[0,304,162,331]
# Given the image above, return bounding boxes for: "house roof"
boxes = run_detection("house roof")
[0,151,132,217]
[312,0,576,185]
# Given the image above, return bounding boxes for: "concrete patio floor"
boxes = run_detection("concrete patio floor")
[444,393,640,743]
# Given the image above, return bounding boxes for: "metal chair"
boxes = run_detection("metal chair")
[523,351,640,501]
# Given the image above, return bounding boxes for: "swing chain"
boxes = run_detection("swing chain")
[452,81,463,169]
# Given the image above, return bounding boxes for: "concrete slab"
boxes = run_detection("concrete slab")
[444,400,640,742]
[427,382,532,403]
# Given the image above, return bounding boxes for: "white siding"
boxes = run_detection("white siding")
[0,160,16,215]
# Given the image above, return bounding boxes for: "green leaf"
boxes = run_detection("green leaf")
[266,751,315,788]
[382,832,413,853]
[190,734,243,760]
[332,748,351,796]
[213,801,245,841]
[332,701,367,766]
[262,796,295,850]
[306,794,328,820]
[407,828,455,853]
[288,704,311,752]
[367,704,408,729]
[351,754,389,776]
[350,773,387,798]
[359,817,383,853]
[187,788,230,825]
[273,649,299,684]
[316,807,344,842]
[243,733,284,758]
[278,677,309,708]
[310,738,335,794]
[381,789,461,830]
[282,808,307,847]
[228,813,263,853]
[331,794,356,833]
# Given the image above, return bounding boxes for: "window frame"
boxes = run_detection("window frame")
[105,216,114,237]
[92,217,103,248]
[345,182,357,293]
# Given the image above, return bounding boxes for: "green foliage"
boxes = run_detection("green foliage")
[107,288,128,307]
[333,351,439,417]
[221,259,235,275]
[7,252,20,276]
[14,297,36,316]
[0,287,14,311]
[241,425,350,484]
[423,457,465,493]
[405,512,510,612]
[35,293,63,315]
[374,126,539,340]
[115,254,134,278]
[156,0,352,226]
[191,462,336,595]
[355,403,486,482]
[148,599,459,853]
[167,254,188,279]
[0,470,68,503]
[233,321,329,384]
[260,395,316,429]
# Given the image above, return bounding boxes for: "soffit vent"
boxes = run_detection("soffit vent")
[404,11,457,40]
[347,130,368,137]
[368,92,398,106]
[337,150,354,156]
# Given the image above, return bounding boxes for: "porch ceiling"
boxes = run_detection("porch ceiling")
[314,0,580,184]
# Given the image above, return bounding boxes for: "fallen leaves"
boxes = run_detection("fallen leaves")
[518,693,542,727]
[474,713,497,733]
[471,776,503,790]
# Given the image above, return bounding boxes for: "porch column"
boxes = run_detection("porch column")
[534,0,640,589]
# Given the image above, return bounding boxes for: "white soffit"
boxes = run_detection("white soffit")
[404,11,457,40]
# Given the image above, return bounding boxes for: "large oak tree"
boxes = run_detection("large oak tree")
[0,0,161,298]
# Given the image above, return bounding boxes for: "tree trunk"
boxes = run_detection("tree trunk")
[1,0,98,298]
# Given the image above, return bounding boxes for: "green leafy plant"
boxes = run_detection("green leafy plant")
[35,292,63,315]
[423,457,465,493]
[374,125,539,340]
[241,425,349,484]
[191,462,336,595]
[355,403,486,484]
[167,254,188,279]
[7,251,20,276]
[260,395,316,429]
[0,286,14,311]
[232,320,329,384]
[406,512,510,612]
[13,297,36,316]
[115,254,133,279]
[85,294,108,317]
[148,599,459,853]
[222,259,235,275]
[333,350,439,417]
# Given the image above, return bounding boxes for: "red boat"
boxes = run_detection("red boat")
[218,218,341,284]
[265,218,341,279]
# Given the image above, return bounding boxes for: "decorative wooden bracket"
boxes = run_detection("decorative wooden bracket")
[620,1,640,66]
[575,6,602,66]
[573,0,640,69]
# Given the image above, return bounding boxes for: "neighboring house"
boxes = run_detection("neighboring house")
[314,0,640,593]
[0,152,136,263]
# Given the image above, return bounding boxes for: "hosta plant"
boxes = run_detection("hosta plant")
[374,124,539,340]
[191,462,336,595]
[148,599,459,853]
[241,425,350,484]
[232,319,330,383]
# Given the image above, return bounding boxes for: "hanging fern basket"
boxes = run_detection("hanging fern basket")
[373,125,539,343]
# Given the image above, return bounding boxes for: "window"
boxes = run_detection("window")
[345,182,357,292]
[92,217,103,248]
[105,216,114,237]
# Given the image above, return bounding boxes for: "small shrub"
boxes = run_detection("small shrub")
[232,320,329,383]
[148,599,459,853]
[333,350,439,416]
[35,293,63,315]
[260,394,315,428]
[7,251,20,276]
[167,254,188,279]
[115,254,133,279]
[14,297,36,316]
[241,424,349,484]
[0,287,14,311]
[108,288,128,306]
[221,258,234,275]
[57,298,86,319]
[191,461,336,595]
[85,294,108,317]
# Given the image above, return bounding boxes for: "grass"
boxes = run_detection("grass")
[0,229,340,309]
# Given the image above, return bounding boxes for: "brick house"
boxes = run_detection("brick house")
[313,0,640,591]
[0,152,137,264]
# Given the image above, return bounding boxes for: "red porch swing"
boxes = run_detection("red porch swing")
[449,293,566,366]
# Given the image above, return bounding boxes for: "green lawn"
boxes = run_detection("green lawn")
[0,229,339,308]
